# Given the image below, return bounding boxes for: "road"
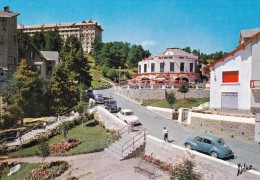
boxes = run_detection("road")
[94,87,260,171]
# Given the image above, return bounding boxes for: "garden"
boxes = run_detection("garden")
[142,97,209,109]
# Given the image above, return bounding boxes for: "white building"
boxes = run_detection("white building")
[18,19,103,53]
[136,48,200,84]
[210,29,260,112]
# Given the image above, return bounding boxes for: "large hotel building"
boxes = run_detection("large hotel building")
[18,19,103,53]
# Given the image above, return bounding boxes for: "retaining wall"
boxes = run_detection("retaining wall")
[187,112,256,142]
[116,88,209,100]
[145,135,259,180]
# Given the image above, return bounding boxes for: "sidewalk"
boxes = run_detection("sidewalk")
[2,152,169,180]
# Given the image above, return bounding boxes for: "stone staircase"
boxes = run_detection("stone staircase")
[105,129,146,160]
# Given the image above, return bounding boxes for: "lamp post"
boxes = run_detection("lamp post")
[119,66,121,89]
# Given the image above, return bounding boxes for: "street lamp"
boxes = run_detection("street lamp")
[119,66,121,89]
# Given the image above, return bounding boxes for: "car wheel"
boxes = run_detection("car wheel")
[185,143,192,150]
[210,151,218,158]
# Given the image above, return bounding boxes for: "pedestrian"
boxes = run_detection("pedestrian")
[43,122,47,130]
[163,127,169,142]
[17,129,22,144]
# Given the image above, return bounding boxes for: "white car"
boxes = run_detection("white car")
[117,109,141,126]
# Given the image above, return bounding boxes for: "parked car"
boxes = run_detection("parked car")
[104,99,121,113]
[94,94,104,104]
[184,134,233,159]
[117,109,141,126]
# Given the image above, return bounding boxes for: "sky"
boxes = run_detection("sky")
[1,0,260,55]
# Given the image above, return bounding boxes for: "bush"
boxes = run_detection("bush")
[170,154,204,180]
[25,161,69,180]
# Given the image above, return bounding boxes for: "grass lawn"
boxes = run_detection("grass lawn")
[142,98,209,109]
[1,163,40,180]
[8,120,114,158]
[91,79,108,88]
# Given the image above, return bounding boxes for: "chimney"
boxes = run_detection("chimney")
[4,6,9,12]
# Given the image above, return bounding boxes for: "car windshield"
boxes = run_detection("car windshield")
[125,111,133,116]
[217,138,225,144]
[96,94,103,98]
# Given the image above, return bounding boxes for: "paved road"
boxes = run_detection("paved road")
[94,87,260,171]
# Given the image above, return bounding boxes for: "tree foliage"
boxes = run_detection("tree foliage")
[13,59,46,119]
[18,31,31,58]
[92,41,150,68]
[182,46,228,65]
[166,92,176,108]
[38,141,50,164]
[178,83,189,99]
[47,64,78,113]
[44,28,63,51]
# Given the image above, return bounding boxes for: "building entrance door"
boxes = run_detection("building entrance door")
[221,92,238,109]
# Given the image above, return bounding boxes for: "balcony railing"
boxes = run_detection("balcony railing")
[250,80,260,89]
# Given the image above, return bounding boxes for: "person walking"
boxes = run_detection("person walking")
[163,127,169,142]
[17,130,22,144]
[43,122,47,130]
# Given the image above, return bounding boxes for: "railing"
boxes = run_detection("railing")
[121,129,146,158]
[118,125,129,137]
[250,80,260,88]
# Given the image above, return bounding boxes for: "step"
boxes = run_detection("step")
[104,148,123,160]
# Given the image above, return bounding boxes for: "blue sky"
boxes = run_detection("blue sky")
[1,0,260,55]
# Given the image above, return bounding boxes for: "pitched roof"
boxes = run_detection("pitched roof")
[210,30,260,68]
[0,11,19,18]
[40,51,59,61]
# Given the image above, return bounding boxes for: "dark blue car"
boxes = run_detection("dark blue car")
[184,134,233,159]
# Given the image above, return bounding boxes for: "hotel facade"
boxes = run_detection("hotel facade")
[18,19,103,53]
[135,48,200,84]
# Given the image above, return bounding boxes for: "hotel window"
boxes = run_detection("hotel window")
[190,63,194,72]
[30,51,35,59]
[139,65,141,73]
[160,62,164,72]
[151,63,155,72]
[180,62,185,72]
[222,71,239,83]
[144,64,147,73]
[170,62,174,72]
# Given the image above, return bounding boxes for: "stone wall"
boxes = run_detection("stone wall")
[145,135,259,180]
[190,117,255,142]
[116,88,209,100]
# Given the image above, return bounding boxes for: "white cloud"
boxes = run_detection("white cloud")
[140,40,157,48]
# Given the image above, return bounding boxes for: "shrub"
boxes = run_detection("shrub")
[170,154,204,180]
[25,161,69,180]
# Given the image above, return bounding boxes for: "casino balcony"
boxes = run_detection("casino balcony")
[250,80,260,89]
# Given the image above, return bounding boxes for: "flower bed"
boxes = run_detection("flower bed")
[25,161,69,180]
[141,153,204,179]
[50,138,81,155]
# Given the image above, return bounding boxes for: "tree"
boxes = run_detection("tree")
[18,31,32,58]
[38,141,50,164]
[44,28,62,51]
[127,45,151,67]
[166,92,176,109]
[31,30,46,50]
[61,36,92,87]
[48,64,78,113]
[13,59,45,120]
[182,47,191,53]
[178,83,189,99]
